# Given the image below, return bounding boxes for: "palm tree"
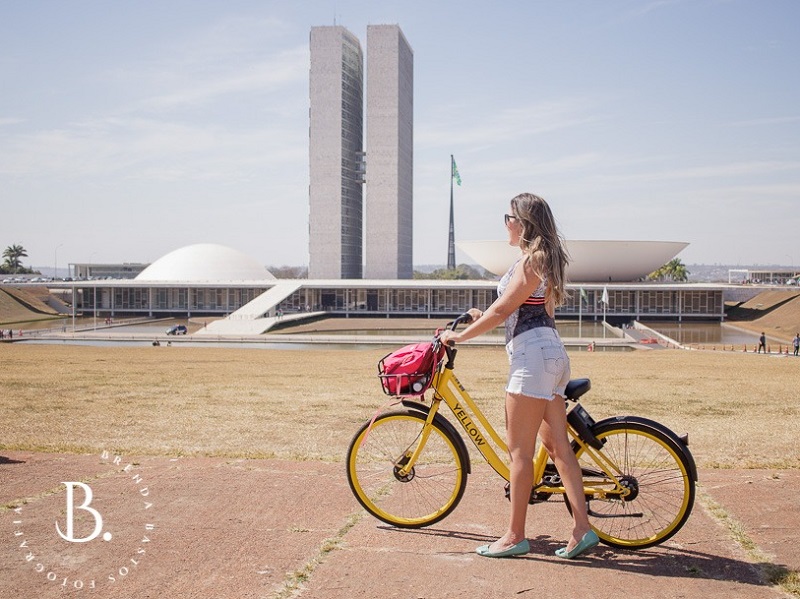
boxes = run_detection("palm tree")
[666,258,689,282]
[648,258,688,282]
[2,244,28,273]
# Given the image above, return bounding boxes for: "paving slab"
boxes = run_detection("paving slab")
[700,469,800,571]
[1,452,354,599]
[1,452,795,599]
[301,466,780,599]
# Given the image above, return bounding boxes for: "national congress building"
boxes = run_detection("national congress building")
[309,24,413,280]
[51,24,736,335]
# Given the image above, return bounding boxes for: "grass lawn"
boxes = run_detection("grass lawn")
[1,344,798,469]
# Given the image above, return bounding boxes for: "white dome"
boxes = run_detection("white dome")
[457,240,689,282]
[135,244,275,282]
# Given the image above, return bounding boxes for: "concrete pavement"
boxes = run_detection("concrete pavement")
[1,452,795,599]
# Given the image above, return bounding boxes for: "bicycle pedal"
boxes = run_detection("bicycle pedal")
[504,482,551,504]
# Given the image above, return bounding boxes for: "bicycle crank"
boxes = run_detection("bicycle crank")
[504,477,559,505]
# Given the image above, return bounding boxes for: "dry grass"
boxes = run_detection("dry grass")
[727,290,800,343]
[0,288,64,325]
[0,343,798,468]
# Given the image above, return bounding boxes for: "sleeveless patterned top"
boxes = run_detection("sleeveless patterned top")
[497,258,556,343]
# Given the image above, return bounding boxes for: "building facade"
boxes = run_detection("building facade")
[68,279,726,324]
[309,26,364,279]
[70,262,148,280]
[364,25,414,279]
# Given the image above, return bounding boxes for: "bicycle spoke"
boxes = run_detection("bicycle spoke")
[347,410,467,527]
[574,423,694,548]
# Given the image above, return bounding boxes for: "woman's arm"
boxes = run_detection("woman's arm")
[441,259,542,344]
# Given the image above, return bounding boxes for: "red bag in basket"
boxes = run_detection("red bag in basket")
[378,341,442,396]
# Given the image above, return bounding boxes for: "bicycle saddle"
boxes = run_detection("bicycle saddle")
[565,378,591,400]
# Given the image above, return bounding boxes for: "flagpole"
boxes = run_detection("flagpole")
[578,288,583,339]
[448,154,455,270]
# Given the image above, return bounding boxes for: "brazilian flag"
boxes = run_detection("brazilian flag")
[452,158,462,186]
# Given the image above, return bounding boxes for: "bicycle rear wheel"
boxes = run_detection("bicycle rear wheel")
[346,409,468,528]
[572,421,695,549]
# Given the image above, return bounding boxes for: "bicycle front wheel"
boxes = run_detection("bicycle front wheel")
[346,409,467,528]
[573,421,695,549]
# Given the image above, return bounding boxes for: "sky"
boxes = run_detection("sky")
[2,0,799,273]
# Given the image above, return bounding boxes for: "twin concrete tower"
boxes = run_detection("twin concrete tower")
[309,25,413,280]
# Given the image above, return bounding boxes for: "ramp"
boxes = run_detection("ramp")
[195,282,304,336]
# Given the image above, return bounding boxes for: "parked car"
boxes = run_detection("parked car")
[165,325,188,335]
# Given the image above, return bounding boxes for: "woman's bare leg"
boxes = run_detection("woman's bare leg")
[485,392,547,553]
[540,397,592,551]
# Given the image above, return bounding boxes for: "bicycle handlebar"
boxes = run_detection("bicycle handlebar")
[431,312,474,355]
[446,312,474,332]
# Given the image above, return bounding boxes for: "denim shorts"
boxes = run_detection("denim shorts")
[505,327,570,401]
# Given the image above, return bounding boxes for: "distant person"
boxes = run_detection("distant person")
[793,333,799,357]
[758,332,767,353]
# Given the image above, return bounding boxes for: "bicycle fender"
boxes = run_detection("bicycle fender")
[593,416,698,482]
[401,400,472,475]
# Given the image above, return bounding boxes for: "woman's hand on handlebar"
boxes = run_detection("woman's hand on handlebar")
[438,329,458,347]
[465,308,484,323]
[439,308,484,346]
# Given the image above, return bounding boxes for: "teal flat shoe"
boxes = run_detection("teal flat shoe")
[555,530,599,559]
[476,539,530,558]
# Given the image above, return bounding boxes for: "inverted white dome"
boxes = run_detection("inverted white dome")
[136,244,275,282]
[457,240,689,282]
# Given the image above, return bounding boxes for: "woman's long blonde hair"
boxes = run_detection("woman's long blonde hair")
[510,193,570,306]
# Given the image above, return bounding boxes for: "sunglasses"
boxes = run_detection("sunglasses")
[504,213,518,226]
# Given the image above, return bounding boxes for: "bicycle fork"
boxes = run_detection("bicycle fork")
[393,398,444,479]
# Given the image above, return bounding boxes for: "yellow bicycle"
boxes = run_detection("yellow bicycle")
[346,314,697,549]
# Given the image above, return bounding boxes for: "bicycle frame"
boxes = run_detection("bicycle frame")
[396,358,632,502]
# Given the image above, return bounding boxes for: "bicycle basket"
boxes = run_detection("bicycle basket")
[377,341,444,397]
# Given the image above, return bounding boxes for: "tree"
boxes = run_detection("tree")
[647,258,689,282]
[268,265,308,279]
[413,264,495,280]
[2,244,28,274]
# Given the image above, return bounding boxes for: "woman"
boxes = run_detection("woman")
[439,193,598,559]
